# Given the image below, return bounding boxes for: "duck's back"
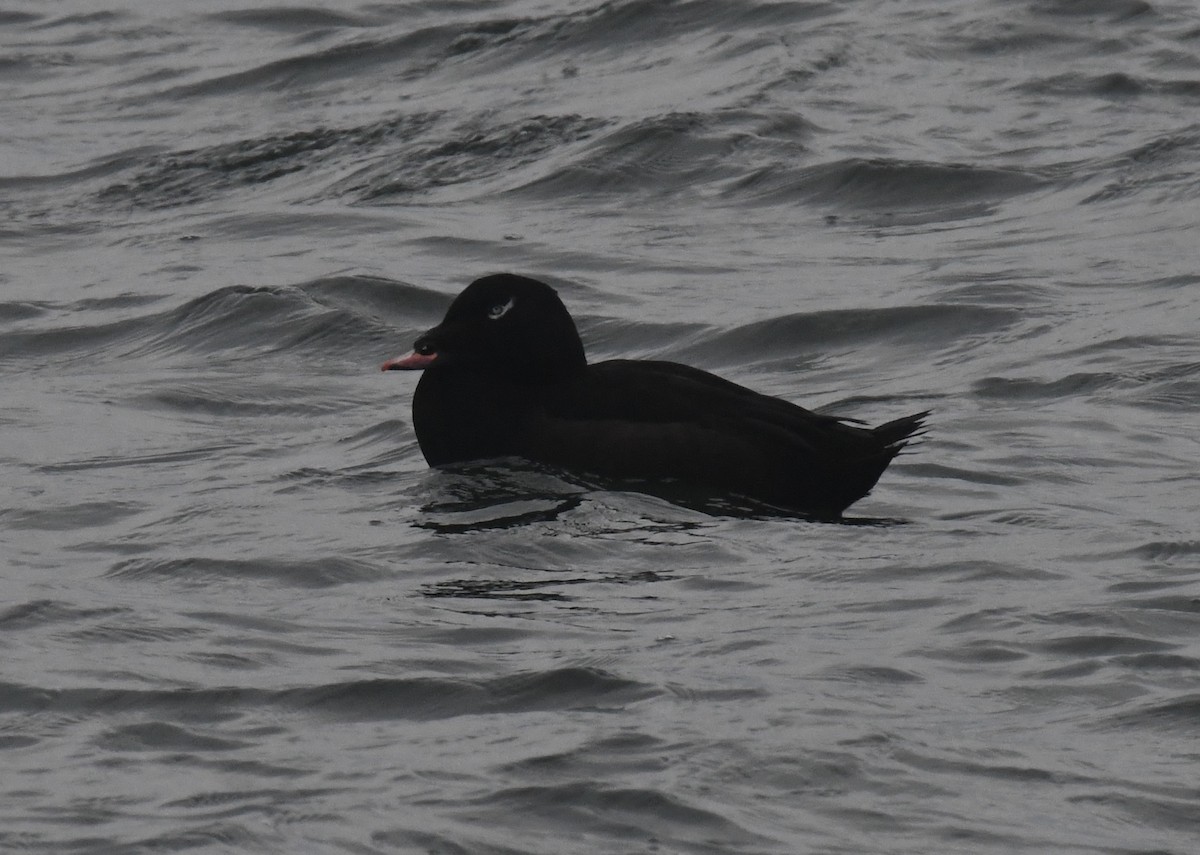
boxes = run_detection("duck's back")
[516,359,925,517]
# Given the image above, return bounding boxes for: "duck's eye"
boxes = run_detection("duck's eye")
[487,298,514,320]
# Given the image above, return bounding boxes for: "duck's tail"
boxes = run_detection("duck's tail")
[872,410,931,451]
[811,410,930,518]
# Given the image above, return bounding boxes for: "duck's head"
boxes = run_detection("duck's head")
[381,273,586,381]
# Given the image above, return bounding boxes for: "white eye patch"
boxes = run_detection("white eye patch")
[487,297,515,320]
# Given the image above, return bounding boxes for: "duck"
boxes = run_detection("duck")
[382,273,927,518]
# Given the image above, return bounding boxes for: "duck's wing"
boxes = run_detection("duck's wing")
[559,360,887,452]
[524,360,926,515]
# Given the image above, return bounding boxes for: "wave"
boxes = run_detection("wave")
[1080,129,1200,204]
[722,157,1050,217]
[0,275,441,369]
[154,18,534,100]
[93,114,441,209]
[164,0,839,102]
[1018,71,1200,101]
[0,501,146,532]
[89,107,1055,219]
[0,666,656,722]
[3,272,1016,375]
[7,0,1192,233]
[107,555,389,588]
[330,114,609,203]
[507,110,817,201]
[204,7,379,31]
[667,303,1019,366]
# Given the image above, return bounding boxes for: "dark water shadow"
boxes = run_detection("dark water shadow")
[409,458,915,531]
[411,461,590,533]
[421,569,674,602]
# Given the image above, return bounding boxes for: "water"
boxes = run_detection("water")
[3,1,1199,852]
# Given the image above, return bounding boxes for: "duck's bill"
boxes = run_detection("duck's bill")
[381,352,437,371]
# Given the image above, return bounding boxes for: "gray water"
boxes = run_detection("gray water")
[3,1,1200,852]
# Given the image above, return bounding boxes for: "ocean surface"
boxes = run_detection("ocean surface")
[3,1,1199,852]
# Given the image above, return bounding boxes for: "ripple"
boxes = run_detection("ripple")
[95,113,440,208]
[2,275,438,371]
[452,781,775,853]
[205,7,378,30]
[2,666,655,723]
[106,555,390,589]
[0,501,145,531]
[673,303,1019,365]
[0,600,126,630]
[724,157,1050,218]
[1033,634,1175,657]
[94,721,247,752]
[338,114,609,203]
[1106,694,1200,733]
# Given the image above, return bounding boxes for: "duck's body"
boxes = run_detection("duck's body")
[384,274,926,518]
